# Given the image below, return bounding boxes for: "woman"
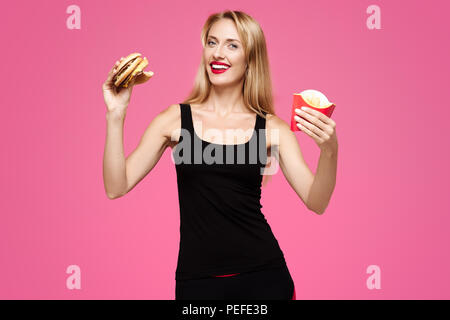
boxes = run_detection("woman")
[102,10,338,300]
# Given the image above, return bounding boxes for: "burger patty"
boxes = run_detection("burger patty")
[122,70,136,84]
[113,59,137,84]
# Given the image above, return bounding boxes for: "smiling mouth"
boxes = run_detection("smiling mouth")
[210,63,231,70]
[210,65,230,74]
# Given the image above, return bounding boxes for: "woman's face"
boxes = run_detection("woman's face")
[204,19,247,86]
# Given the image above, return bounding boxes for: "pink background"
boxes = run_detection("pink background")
[1,0,449,299]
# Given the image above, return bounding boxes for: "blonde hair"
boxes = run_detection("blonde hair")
[182,10,276,186]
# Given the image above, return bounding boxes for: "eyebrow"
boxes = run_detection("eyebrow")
[208,35,241,43]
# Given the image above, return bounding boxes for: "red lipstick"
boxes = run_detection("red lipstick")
[210,61,231,74]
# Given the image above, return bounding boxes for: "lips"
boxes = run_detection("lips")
[210,61,231,74]
[210,65,229,74]
[210,61,230,67]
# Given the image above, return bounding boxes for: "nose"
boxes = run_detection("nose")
[212,44,226,60]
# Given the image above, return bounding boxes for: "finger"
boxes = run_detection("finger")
[109,56,125,74]
[103,57,125,89]
[294,107,328,131]
[296,106,336,136]
[110,59,122,75]
[294,115,329,139]
[127,76,137,90]
[298,107,335,127]
[297,122,323,144]
[103,64,119,91]
[105,59,122,84]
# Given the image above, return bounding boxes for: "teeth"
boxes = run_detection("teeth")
[212,64,230,69]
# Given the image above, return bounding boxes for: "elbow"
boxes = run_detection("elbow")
[306,202,327,215]
[104,182,128,200]
[315,203,330,215]
[308,206,324,215]
[106,193,118,200]
[105,190,124,200]
[314,207,326,215]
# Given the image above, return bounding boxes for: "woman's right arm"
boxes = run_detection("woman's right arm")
[103,105,178,199]
[102,56,179,199]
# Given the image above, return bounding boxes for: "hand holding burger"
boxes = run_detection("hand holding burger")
[113,53,154,88]
[102,53,154,115]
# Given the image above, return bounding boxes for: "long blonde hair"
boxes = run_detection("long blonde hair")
[182,10,276,186]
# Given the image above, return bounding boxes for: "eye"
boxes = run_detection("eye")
[207,40,238,49]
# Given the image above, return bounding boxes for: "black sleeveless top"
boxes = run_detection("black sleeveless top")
[172,103,287,280]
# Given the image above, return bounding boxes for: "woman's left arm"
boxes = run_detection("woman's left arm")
[293,106,338,214]
[273,107,338,215]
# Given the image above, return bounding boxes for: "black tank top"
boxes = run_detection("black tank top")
[172,103,287,280]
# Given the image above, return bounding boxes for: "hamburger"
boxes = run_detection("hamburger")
[113,52,154,88]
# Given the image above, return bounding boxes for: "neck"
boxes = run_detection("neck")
[206,78,247,117]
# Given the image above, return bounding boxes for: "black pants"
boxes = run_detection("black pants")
[175,264,295,300]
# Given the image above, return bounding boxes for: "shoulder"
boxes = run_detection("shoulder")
[165,103,181,116]
[150,104,181,142]
[265,113,290,133]
[156,103,180,125]
[264,113,293,147]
